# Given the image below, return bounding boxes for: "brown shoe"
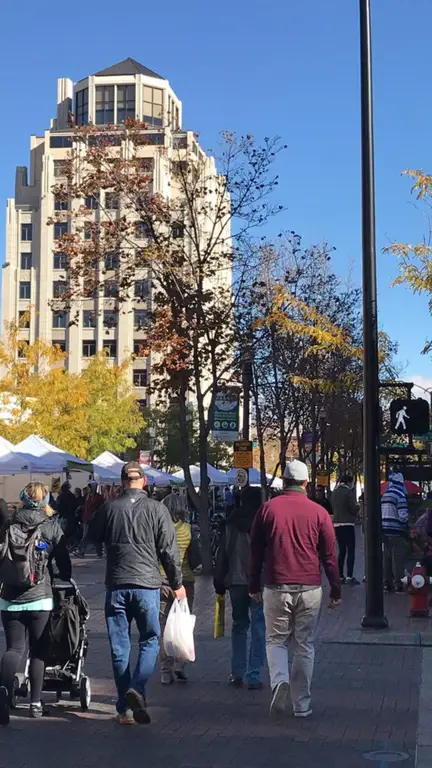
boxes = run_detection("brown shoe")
[125,689,151,725]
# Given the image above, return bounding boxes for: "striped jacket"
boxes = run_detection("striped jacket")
[381,473,409,536]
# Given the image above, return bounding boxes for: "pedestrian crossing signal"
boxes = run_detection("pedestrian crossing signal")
[390,398,430,436]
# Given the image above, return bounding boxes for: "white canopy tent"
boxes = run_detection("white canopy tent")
[0,436,15,454]
[173,464,228,486]
[12,435,91,474]
[92,451,124,481]
[92,451,180,487]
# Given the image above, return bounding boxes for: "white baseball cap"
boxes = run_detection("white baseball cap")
[284,460,309,483]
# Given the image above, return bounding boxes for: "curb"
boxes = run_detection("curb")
[416,648,432,767]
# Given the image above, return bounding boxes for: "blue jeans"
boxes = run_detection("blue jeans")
[105,588,160,714]
[229,585,266,684]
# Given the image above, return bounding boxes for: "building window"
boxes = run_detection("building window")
[103,340,117,357]
[137,158,154,174]
[103,310,117,328]
[133,370,147,388]
[104,251,120,270]
[173,134,187,149]
[133,341,145,356]
[52,310,67,328]
[134,309,148,330]
[21,223,32,241]
[85,194,99,210]
[76,88,88,125]
[83,310,96,328]
[50,135,72,148]
[18,310,30,328]
[135,221,150,239]
[105,192,119,210]
[117,85,135,122]
[137,398,147,410]
[95,85,114,125]
[20,252,32,270]
[52,340,66,353]
[53,281,67,299]
[88,134,122,147]
[134,280,148,299]
[17,343,28,359]
[143,133,164,146]
[19,281,31,299]
[53,160,68,177]
[54,196,68,211]
[83,340,96,357]
[53,252,68,270]
[104,281,118,298]
[54,222,68,239]
[172,222,184,239]
[143,87,163,127]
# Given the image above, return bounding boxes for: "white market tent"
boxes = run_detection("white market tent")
[12,435,91,474]
[142,466,182,486]
[0,436,15,454]
[92,451,180,487]
[173,464,228,486]
[92,451,124,481]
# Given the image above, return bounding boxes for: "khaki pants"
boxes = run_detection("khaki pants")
[263,586,322,714]
[159,583,195,676]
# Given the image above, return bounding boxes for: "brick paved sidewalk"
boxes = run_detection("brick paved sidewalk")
[0,556,421,768]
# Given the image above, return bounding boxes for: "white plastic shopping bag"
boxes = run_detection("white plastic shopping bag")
[163,598,196,662]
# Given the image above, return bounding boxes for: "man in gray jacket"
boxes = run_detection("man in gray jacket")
[331,475,359,585]
[90,462,185,725]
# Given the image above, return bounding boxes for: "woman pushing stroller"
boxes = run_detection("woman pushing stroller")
[0,482,71,725]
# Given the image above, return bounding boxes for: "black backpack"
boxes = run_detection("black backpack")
[0,519,48,588]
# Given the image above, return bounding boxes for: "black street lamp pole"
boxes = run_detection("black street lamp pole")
[359,0,388,629]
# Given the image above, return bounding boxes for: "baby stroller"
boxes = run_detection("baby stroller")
[12,578,91,711]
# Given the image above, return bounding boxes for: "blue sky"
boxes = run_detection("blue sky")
[1,0,431,383]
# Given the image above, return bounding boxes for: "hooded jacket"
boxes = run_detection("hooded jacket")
[214,488,262,593]
[0,507,71,605]
[331,483,357,525]
[381,473,409,536]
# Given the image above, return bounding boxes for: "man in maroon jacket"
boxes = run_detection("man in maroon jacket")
[249,459,341,719]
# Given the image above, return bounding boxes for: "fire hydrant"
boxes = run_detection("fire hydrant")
[401,562,432,618]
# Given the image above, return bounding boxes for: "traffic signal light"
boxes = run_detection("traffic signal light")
[390,398,430,436]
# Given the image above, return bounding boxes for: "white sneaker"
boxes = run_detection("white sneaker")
[270,682,290,717]
[294,708,312,718]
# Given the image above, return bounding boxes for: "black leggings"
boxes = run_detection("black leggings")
[335,525,356,578]
[1,611,50,703]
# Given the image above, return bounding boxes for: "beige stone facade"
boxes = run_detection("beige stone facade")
[2,58,225,408]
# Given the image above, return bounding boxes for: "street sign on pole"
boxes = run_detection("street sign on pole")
[211,389,240,442]
[234,468,249,488]
[234,440,253,469]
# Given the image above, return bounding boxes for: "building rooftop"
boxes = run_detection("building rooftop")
[93,58,165,80]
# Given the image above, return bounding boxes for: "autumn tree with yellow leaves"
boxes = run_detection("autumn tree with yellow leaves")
[386,169,432,355]
[239,237,399,494]
[0,321,144,458]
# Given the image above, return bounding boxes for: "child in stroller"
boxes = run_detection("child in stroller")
[13,578,91,712]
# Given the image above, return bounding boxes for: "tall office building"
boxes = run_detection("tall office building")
[2,58,222,407]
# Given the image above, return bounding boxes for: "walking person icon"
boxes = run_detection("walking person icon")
[395,406,409,432]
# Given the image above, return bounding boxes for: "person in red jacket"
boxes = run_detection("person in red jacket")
[249,459,341,719]
[75,482,104,558]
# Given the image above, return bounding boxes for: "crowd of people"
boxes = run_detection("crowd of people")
[0,459,425,728]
